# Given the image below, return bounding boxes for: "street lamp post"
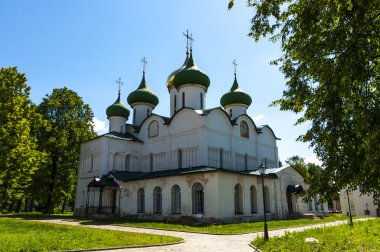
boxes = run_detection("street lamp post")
[259,163,269,242]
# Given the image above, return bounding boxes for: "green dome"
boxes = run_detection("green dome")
[106,95,130,118]
[172,50,210,90]
[166,54,188,90]
[127,73,159,108]
[220,74,252,108]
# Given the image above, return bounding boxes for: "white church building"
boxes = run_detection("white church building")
[74,44,328,222]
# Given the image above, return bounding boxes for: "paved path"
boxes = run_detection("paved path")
[31,219,363,252]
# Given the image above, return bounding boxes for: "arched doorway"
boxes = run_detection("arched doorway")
[286,185,304,214]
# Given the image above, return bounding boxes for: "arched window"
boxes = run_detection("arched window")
[200,93,203,109]
[250,185,258,213]
[113,153,122,170]
[234,184,243,214]
[178,149,182,169]
[264,186,270,213]
[192,183,204,214]
[171,185,181,214]
[244,153,248,171]
[314,196,319,210]
[125,155,130,171]
[137,188,145,213]
[240,121,249,138]
[89,154,94,172]
[147,108,149,117]
[174,95,177,112]
[182,92,185,107]
[149,153,154,172]
[133,108,136,124]
[148,120,159,138]
[229,109,232,118]
[308,200,313,211]
[220,149,224,168]
[153,186,162,214]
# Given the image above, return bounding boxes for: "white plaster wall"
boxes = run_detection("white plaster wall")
[75,136,142,209]
[132,103,153,126]
[108,116,127,133]
[216,172,283,219]
[340,190,378,217]
[257,127,278,167]
[177,85,206,111]
[138,115,169,141]
[231,116,259,170]
[169,88,178,117]
[117,172,219,218]
[224,104,248,119]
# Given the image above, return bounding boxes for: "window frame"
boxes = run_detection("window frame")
[153,186,162,214]
[171,185,181,214]
[240,121,249,138]
[192,183,204,214]
[137,188,145,213]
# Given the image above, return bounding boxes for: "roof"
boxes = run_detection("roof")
[166,53,189,90]
[106,94,130,118]
[87,176,119,187]
[92,131,143,143]
[133,114,170,133]
[127,72,159,107]
[220,74,252,108]
[172,50,210,90]
[257,125,281,140]
[248,165,305,178]
[106,166,277,182]
[286,184,304,194]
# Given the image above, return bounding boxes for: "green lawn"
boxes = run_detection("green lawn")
[75,214,356,235]
[252,218,380,251]
[0,217,183,252]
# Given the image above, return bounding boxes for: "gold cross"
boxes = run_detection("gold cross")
[183,30,194,51]
[141,57,148,73]
[232,59,238,74]
[116,78,123,96]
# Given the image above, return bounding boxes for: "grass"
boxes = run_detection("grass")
[72,213,356,235]
[252,218,380,251]
[0,217,183,252]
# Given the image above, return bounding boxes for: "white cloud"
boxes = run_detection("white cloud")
[305,154,322,166]
[253,114,264,122]
[92,117,108,135]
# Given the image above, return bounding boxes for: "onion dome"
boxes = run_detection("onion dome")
[127,72,159,108]
[220,74,252,108]
[172,49,210,90]
[106,93,130,118]
[166,53,189,90]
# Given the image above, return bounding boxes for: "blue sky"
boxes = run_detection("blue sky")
[0,0,319,164]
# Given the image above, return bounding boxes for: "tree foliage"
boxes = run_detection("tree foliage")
[0,67,46,210]
[35,87,96,213]
[230,0,380,202]
[285,155,308,179]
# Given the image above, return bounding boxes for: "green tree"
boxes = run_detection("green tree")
[285,155,308,179]
[0,67,45,211]
[229,1,380,201]
[35,87,96,214]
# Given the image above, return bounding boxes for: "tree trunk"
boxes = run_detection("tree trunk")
[61,201,66,214]
[15,197,23,213]
[24,197,29,212]
[44,155,58,215]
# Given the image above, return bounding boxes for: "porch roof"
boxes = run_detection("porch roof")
[106,166,277,182]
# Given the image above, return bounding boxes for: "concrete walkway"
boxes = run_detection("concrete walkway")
[31,219,361,252]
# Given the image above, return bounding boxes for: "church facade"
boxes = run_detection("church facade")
[74,45,328,221]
